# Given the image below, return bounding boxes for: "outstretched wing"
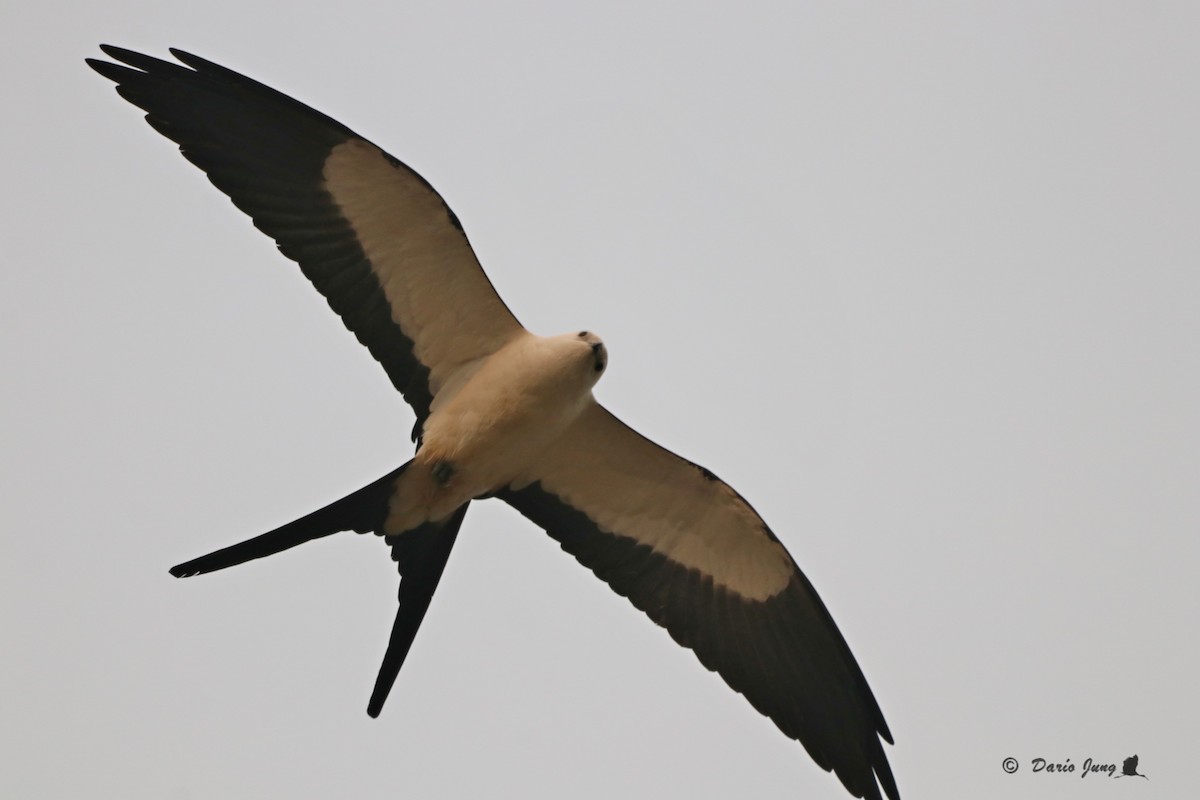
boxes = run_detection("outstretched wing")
[87,46,523,429]
[499,402,899,800]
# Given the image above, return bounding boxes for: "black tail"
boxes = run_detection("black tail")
[168,460,469,718]
[368,501,470,717]
[169,463,409,578]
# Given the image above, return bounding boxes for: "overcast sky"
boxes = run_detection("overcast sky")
[3,3,1197,799]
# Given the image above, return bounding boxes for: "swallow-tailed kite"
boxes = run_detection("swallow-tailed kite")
[88,46,899,800]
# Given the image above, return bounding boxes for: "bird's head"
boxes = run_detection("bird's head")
[575,330,607,377]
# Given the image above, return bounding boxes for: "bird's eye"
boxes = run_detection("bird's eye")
[578,330,589,338]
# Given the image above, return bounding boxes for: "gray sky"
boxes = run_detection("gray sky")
[3,2,1197,798]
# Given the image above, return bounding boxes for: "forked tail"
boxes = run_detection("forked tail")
[168,460,470,718]
[169,462,410,577]
[368,502,469,717]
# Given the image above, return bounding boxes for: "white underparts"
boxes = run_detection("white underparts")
[385,331,606,534]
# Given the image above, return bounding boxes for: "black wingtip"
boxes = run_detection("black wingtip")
[85,56,131,82]
[96,44,162,69]
[88,45,178,84]
[167,48,209,69]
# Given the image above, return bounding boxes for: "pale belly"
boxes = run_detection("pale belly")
[385,331,601,533]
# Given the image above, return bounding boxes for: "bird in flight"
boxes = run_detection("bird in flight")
[88,46,899,800]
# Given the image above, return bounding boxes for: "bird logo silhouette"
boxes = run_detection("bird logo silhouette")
[1117,754,1149,780]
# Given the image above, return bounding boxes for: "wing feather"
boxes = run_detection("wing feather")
[87,46,523,428]
[499,402,898,800]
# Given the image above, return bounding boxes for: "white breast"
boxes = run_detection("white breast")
[389,331,603,528]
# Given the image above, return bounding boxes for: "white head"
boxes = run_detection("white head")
[574,330,607,378]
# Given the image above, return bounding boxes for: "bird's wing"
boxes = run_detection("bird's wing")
[87,46,523,429]
[498,401,899,800]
